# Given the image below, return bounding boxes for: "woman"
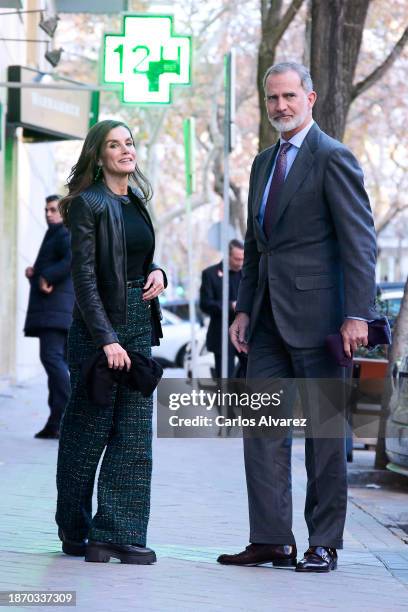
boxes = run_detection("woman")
[56,119,166,565]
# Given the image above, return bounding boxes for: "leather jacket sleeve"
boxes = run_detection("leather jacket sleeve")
[69,196,119,348]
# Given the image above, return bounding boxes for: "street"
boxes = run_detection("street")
[0,374,408,611]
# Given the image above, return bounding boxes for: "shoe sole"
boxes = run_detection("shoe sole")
[62,542,86,557]
[218,558,297,568]
[295,561,337,573]
[85,545,156,565]
[34,434,59,439]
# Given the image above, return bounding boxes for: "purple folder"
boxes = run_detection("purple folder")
[326,317,391,367]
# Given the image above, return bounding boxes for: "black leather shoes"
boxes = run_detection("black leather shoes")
[296,546,337,572]
[34,425,59,439]
[217,544,297,567]
[58,528,87,556]
[85,541,157,564]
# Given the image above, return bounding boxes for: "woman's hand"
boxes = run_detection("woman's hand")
[142,270,165,301]
[103,343,131,370]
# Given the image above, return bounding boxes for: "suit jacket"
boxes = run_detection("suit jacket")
[236,123,378,349]
[24,223,74,337]
[199,262,242,353]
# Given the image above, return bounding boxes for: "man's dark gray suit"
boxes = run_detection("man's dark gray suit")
[236,123,378,549]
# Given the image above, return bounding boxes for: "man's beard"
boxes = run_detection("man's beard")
[269,108,308,133]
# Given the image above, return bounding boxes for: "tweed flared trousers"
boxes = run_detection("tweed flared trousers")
[55,287,153,546]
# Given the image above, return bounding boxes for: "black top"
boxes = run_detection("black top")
[120,194,154,280]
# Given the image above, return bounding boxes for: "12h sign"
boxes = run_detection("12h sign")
[103,14,192,105]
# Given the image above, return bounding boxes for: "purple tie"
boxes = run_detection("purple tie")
[263,142,291,239]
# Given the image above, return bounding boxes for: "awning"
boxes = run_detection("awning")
[55,0,128,13]
[7,65,99,142]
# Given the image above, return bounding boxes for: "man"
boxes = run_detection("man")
[217,62,378,572]
[199,239,244,378]
[24,195,74,439]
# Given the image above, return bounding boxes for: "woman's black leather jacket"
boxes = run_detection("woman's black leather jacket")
[68,181,167,348]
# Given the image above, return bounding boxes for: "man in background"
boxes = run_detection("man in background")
[199,239,244,378]
[24,195,74,439]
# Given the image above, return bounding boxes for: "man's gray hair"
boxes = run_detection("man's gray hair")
[263,62,314,94]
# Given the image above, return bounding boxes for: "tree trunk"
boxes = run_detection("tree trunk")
[257,0,282,151]
[257,0,305,151]
[310,0,369,140]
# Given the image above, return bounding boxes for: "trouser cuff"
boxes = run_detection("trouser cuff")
[250,533,296,545]
[309,537,343,549]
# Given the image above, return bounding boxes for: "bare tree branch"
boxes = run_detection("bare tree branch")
[351,24,408,101]
[390,146,408,172]
[159,195,211,226]
[376,202,408,235]
[268,0,305,48]
[197,5,231,38]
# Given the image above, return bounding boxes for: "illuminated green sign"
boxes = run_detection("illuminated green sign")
[103,14,192,105]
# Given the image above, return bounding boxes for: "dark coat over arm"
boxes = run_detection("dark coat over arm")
[24,223,74,336]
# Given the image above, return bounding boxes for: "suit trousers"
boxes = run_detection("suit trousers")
[244,291,347,549]
[38,329,70,429]
[56,287,153,546]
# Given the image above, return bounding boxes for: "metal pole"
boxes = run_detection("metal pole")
[0,38,50,43]
[221,50,236,381]
[221,150,230,380]
[0,82,110,91]
[0,10,47,16]
[183,118,197,378]
[186,193,197,378]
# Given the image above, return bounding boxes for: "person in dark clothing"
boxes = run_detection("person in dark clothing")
[24,195,74,439]
[199,239,244,378]
[55,119,166,565]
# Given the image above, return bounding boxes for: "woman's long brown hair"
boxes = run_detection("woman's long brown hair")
[59,119,152,225]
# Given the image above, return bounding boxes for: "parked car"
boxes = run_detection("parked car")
[158,298,205,326]
[376,282,404,329]
[354,282,404,361]
[386,353,408,476]
[348,281,405,459]
[152,308,204,368]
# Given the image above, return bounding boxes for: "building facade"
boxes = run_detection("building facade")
[0,0,97,385]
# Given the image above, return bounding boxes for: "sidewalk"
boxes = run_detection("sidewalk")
[0,375,407,611]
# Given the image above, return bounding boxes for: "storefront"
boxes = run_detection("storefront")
[1,64,98,383]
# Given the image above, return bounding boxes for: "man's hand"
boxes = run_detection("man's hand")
[229,312,250,354]
[340,319,368,358]
[39,276,54,294]
[103,342,131,370]
[25,266,34,279]
[142,270,165,301]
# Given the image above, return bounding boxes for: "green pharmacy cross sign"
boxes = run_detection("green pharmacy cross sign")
[103,14,192,105]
